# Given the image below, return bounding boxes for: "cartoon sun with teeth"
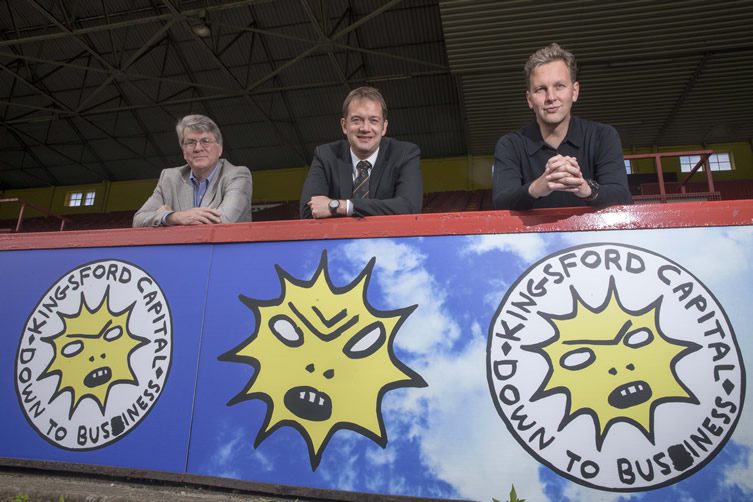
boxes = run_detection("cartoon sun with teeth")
[221,251,426,469]
[40,287,148,417]
[526,276,700,449]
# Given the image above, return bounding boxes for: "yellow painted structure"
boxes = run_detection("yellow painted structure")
[1,141,751,220]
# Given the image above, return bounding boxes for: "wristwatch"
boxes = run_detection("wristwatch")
[582,179,600,202]
[328,198,340,215]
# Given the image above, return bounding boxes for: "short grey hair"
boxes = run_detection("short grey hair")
[175,114,223,146]
[524,43,578,88]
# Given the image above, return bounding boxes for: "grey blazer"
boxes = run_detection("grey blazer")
[133,159,252,227]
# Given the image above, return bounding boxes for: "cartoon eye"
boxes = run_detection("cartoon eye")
[61,340,84,358]
[103,326,122,342]
[560,348,595,370]
[624,328,653,348]
[269,315,303,347]
[343,322,385,359]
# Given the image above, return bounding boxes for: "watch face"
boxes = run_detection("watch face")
[329,199,339,211]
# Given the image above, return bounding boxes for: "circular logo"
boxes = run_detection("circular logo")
[15,259,172,450]
[487,243,745,491]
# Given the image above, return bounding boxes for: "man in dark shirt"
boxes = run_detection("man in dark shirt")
[492,43,632,210]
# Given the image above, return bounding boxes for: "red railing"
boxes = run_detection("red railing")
[626,150,717,203]
[0,197,71,232]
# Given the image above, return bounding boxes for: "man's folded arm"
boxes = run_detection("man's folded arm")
[591,125,633,208]
[299,148,332,219]
[133,172,170,227]
[492,135,535,210]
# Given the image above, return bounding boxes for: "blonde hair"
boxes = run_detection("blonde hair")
[524,43,577,88]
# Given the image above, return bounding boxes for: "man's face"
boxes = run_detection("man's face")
[182,129,223,179]
[340,98,388,159]
[526,60,579,130]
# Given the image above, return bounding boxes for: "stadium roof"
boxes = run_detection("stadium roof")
[1,0,751,188]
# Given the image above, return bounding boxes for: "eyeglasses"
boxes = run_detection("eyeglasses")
[182,137,218,149]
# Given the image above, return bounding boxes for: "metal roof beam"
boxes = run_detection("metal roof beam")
[161,0,309,164]
[2,1,272,48]
[251,3,312,162]
[76,19,178,112]
[300,0,350,91]
[0,69,450,123]
[652,53,709,146]
[0,50,237,94]
[24,0,172,169]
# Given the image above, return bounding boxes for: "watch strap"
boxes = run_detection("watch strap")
[583,179,600,202]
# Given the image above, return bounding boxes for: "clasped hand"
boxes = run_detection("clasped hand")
[529,154,591,199]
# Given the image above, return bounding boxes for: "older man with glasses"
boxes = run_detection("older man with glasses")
[133,114,252,227]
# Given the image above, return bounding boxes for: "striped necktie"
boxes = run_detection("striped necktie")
[353,160,371,199]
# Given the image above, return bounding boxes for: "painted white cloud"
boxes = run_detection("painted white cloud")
[331,239,545,500]
[724,446,753,493]
[206,421,273,478]
[561,482,641,502]
[318,434,359,491]
[336,239,462,354]
[408,331,547,502]
[213,428,243,466]
[463,233,549,261]
[463,234,553,310]
[481,276,514,310]
[365,445,397,466]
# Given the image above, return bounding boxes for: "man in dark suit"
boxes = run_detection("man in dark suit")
[300,86,422,219]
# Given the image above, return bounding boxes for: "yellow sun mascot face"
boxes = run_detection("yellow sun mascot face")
[41,288,148,417]
[221,252,426,469]
[527,278,700,449]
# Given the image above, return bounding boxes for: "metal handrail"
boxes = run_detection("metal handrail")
[625,150,715,203]
[0,197,71,232]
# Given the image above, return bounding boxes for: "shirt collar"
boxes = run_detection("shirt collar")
[349,148,379,170]
[190,159,222,185]
[523,115,582,156]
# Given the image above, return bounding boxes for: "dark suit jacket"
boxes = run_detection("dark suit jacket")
[133,159,252,227]
[299,137,423,218]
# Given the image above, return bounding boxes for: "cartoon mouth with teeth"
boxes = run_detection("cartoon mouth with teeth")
[84,367,113,388]
[285,386,332,421]
[608,380,651,408]
[221,252,426,469]
[526,277,699,449]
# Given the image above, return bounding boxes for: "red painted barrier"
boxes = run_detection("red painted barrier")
[2,200,752,251]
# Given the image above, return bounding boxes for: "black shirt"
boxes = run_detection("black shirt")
[492,115,633,209]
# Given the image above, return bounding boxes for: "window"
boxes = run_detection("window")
[84,191,96,206]
[65,190,96,207]
[624,159,632,175]
[679,153,732,173]
[66,192,83,207]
